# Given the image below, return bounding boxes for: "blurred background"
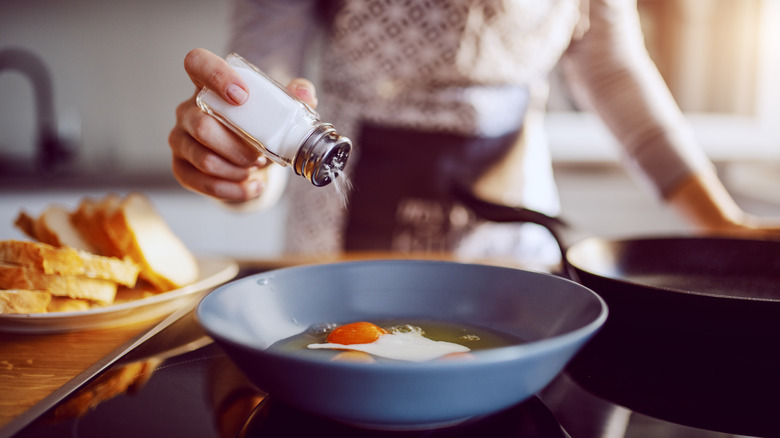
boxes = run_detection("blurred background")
[0,0,229,179]
[0,0,778,259]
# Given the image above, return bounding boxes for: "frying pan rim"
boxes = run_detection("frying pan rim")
[565,234,780,303]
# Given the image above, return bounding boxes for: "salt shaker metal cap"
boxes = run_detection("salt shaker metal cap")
[295,124,352,187]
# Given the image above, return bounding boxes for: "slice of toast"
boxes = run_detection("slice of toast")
[114,282,157,304]
[47,296,93,313]
[0,240,140,287]
[13,211,38,241]
[0,289,52,314]
[0,263,117,304]
[71,195,125,258]
[104,193,199,291]
[15,205,98,254]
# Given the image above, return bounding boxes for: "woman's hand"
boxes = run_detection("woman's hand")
[168,48,317,203]
[668,171,780,240]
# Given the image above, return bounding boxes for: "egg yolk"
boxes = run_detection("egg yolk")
[326,321,388,345]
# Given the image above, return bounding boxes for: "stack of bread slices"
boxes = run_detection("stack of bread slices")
[0,192,199,314]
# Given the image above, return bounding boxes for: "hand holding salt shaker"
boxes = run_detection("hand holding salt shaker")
[196,53,351,187]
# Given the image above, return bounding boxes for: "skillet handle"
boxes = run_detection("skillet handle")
[452,186,582,278]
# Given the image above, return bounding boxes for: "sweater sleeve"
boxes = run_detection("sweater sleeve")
[561,0,716,199]
[229,0,321,84]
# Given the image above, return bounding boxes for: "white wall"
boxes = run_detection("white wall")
[0,0,232,176]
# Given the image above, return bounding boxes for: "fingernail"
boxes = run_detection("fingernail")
[247,179,263,197]
[292,84,316,104]
[226,84,248,105]
[292,85,311,98]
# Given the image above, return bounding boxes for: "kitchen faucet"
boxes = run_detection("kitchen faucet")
[0,47,74,175]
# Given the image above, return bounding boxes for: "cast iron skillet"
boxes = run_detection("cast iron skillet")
[454,187,780,438]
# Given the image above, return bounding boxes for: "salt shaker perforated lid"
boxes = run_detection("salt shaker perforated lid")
[196,53,351,187]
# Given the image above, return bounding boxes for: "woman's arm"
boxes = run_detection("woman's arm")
[561,0,780,236]
[668,172,780,237]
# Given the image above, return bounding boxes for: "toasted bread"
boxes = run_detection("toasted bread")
[13,211,38,241]
[47,296,93,313]
[15,205,98,254]
[0,240,140,287]
[0,263,117,304]
[104,193,199,291]
[71,195,125,258]
[8,192,200,314]
[114,282,158,304]
[0,289,52,314]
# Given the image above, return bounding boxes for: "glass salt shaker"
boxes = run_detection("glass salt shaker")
[196,53,351,187]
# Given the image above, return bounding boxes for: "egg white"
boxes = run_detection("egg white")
[307,331,471,362]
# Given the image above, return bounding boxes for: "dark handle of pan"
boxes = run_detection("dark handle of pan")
[452,185,583,279]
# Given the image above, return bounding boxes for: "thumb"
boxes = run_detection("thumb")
[184,48,249,105]
[287,78,318,109]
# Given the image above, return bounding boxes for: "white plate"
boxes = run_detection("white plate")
[0,256,238,333]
